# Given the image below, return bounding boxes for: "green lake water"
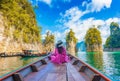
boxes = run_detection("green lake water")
[77,52,120,81]
[0,56,41,78]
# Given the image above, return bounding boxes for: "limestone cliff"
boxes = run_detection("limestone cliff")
[43,31,55,53]
[85,27,102,52]
[105,22,120,49]
[0,0,42,53]
[66,29,77,55]
[86,44,102,52]
[0,13,42,53]
[66,40,76,55]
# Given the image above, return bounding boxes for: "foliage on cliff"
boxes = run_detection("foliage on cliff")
[66,29,78,43]
[43,31,55,46]
[0,0,41,43]
[85,27,102,45]
[105,22,120,48]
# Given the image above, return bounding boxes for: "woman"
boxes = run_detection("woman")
[50,40,69,64]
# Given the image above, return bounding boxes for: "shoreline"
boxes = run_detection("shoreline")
[104,48,120,52]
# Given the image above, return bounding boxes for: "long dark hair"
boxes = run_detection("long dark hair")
[56,45,63,54]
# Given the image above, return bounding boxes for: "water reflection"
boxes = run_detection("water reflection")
[103,52,120,80]
[0,57,39,77]
[86,52,104,71]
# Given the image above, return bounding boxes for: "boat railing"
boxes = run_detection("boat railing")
[68,54,111,81]
[0,53,50,81]
[0,53,111,81]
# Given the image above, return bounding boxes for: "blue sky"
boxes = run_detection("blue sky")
[29,0,120,43]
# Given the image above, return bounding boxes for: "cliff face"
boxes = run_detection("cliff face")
[43,43,54,53]
[0,0,42,53]
[66,29,77,55]
[85,28,102,52]
[0,13,42,53]
[42,32,55,53]
[0,13,6,52]
[105,22,120,49]
[66,40,76,56]
[86,44,102,52]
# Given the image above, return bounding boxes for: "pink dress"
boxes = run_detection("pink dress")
[50,47,69,64]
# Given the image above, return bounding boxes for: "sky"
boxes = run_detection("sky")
[29,0,120,44]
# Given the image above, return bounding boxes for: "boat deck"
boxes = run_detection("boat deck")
[24,62,88,81]
[1,55,111,81]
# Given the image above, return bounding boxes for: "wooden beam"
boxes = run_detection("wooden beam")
[13,73,23,81]
[91,74,101,81]
[70,56,74,60]
[79,65,87,72]
[31,64,38,72]
[41,59,47,64]
[73,60,79,65]
[48,56,51,60]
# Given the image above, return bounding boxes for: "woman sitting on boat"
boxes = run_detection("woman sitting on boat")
[50,40,70,64]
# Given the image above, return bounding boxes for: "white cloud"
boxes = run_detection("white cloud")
[82,1,87,7]
[59,7,88,25]
[54,31,66,42]
[42,30,68,43]
[39,0,52,6]
[37,0,71,7]
[57,7,120,44]
[82,0,112,12]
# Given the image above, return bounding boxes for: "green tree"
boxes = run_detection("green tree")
[0,0,41,43]
[66,29,78,54]
[85,27,102,51]
[43,31,55,46]
[43,31,55,52]
[66,29,78,43]
[105,22,120,48]
[85,27,102,45]
[110,22,119,35]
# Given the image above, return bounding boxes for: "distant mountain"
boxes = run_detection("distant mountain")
[48,41,86,52]
[76,41,86,52]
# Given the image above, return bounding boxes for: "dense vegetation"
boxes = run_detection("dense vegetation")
[66,29,78,53]
[85,27,102,51]
[43,31,55,47]
[85,27,102,45]
[105,22,120,48]
[0,0,41,43]
[66,29,78,43]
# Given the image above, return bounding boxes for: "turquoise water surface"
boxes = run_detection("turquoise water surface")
[77,52,120,81]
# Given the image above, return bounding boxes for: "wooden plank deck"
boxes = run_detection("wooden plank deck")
[1,55,111,81]
[23,62,87,81]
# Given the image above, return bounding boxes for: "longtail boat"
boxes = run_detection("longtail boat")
[0,54,111,81]
[20,53,47,58]
[21,50,47,57]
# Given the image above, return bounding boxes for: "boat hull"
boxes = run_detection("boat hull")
[0,54,111,81]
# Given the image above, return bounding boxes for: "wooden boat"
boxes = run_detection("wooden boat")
[21,52,48,58]
[21,50,47,57]
[0,52,23,57]
[0,54,111,81]
[20,54,47,58]
[22,50,44,55]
